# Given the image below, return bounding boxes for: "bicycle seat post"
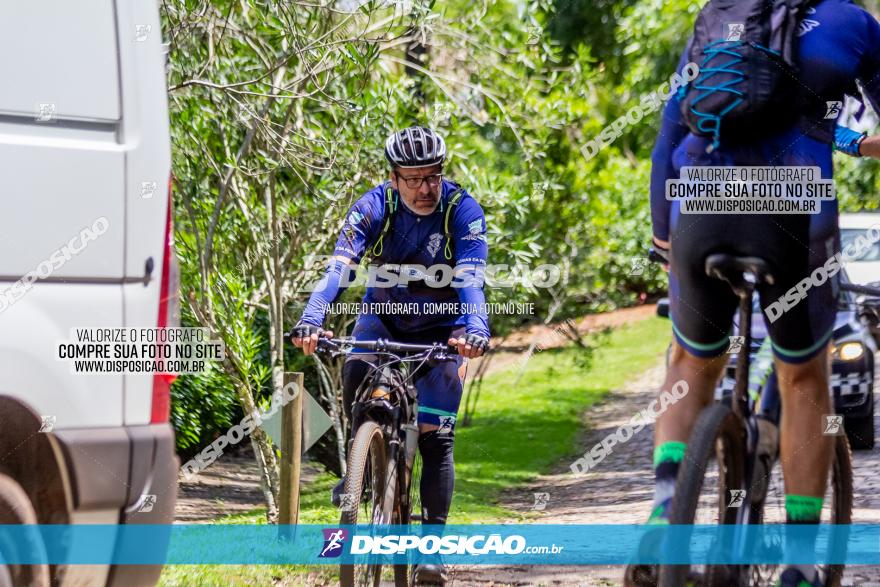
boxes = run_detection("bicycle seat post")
[731,279,755,420]
[704,254,775,420]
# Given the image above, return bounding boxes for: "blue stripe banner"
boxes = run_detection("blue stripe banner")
[2,524,879,565]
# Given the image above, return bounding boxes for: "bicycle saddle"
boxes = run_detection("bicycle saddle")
[704,253,775,286]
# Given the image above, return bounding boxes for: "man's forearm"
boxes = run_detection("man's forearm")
[299,256,353,326]
[860,134,880,159]
[456,267,490,338]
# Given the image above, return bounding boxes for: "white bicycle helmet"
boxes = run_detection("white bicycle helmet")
[384,126,446,168]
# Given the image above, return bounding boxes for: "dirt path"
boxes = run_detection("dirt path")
[450,361,880,586]
[175,444,321,523]
[175,446,264,523]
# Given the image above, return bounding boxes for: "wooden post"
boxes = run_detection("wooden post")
[279,372,303,535]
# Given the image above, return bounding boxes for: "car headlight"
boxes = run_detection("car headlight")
[835,341,865,361]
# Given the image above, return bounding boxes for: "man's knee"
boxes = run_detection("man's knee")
[669,340,727,377]
[775,347,830,397]
[419,428,455,457]
[342,358,373,423]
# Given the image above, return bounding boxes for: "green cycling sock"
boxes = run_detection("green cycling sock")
[784,495,822,581]
[785,495,823,523]
[653,441,687,468]
[650,441,687,522]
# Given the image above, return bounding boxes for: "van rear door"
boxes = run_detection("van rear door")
[0,0,125,428]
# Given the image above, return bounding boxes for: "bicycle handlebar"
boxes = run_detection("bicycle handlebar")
[841,282,880,297]
[316,337,458,356]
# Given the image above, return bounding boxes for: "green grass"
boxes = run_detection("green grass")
[159,316,671,585]
[159,473,341,587]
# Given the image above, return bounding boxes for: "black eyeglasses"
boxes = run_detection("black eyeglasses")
[396,172,442,189]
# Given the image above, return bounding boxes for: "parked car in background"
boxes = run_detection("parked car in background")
[657,267,876,449]
[840,212,880,286]
[0,1,177,585]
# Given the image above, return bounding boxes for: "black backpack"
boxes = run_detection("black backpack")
[680,0,815,150]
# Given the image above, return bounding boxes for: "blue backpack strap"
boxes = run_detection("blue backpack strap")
[443,187,465,261]
[368,182,397,259]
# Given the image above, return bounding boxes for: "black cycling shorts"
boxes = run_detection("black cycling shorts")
[669,212,838,363]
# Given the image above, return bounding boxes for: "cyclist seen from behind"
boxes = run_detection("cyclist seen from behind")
[630,1,880,586]
[291,126,490,585]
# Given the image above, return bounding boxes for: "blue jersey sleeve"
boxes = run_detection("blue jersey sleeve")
[451,195,490,339]
[299,187,384,327]
[650,46,693,242]
[856,6,880,113]
[332,187,385,263]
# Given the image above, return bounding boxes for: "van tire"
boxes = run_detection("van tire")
[0,473,49,587]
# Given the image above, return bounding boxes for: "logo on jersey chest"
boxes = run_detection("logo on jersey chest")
[427,233,444,258]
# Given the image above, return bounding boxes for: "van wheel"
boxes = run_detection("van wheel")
[0,473,49,587]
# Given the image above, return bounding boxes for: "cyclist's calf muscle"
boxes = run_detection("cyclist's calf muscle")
[775,349,833,498]
[655,341,727,446]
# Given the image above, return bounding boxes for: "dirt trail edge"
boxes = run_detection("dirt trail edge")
[451,361,880,586]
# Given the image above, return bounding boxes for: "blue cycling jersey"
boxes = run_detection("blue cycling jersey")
[300,179,491,338]
[650,0,880,242]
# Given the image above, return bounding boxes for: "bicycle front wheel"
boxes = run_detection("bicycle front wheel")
[658,402,747,587]
[339,420,393,587]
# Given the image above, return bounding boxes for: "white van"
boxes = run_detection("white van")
[0,1,177,586]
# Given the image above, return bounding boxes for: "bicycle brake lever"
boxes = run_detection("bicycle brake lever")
[315,338,336,354]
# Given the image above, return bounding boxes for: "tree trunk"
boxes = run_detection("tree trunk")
[250,429,279,522]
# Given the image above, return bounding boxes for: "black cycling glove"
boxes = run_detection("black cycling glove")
[289,322,323,341]
[650,243,670,266]
[461,333,489,353]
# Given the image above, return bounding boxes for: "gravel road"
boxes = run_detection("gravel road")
[450,362,880,586]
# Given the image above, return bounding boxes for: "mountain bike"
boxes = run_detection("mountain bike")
[314,336,457,587]
[652,252,871,587]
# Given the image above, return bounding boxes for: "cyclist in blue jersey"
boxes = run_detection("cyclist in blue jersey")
[631,2,880,586]
[291,126,489,585]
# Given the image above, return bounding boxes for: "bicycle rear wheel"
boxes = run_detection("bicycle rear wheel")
[823,435,853,586]
[658,403,747,587]
[340,421,393,587]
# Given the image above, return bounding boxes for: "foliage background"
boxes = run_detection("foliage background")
[161,0,880,500]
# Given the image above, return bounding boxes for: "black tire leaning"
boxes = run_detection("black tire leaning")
[340,421,389,587]
[822,434,853,587]
[658,403,747,587]
[394,444,423,586]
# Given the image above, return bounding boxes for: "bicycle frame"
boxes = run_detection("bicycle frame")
[713,279,878,554]
[652,250,861,586]
[317,337,457,520]
[709,271,763,535]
